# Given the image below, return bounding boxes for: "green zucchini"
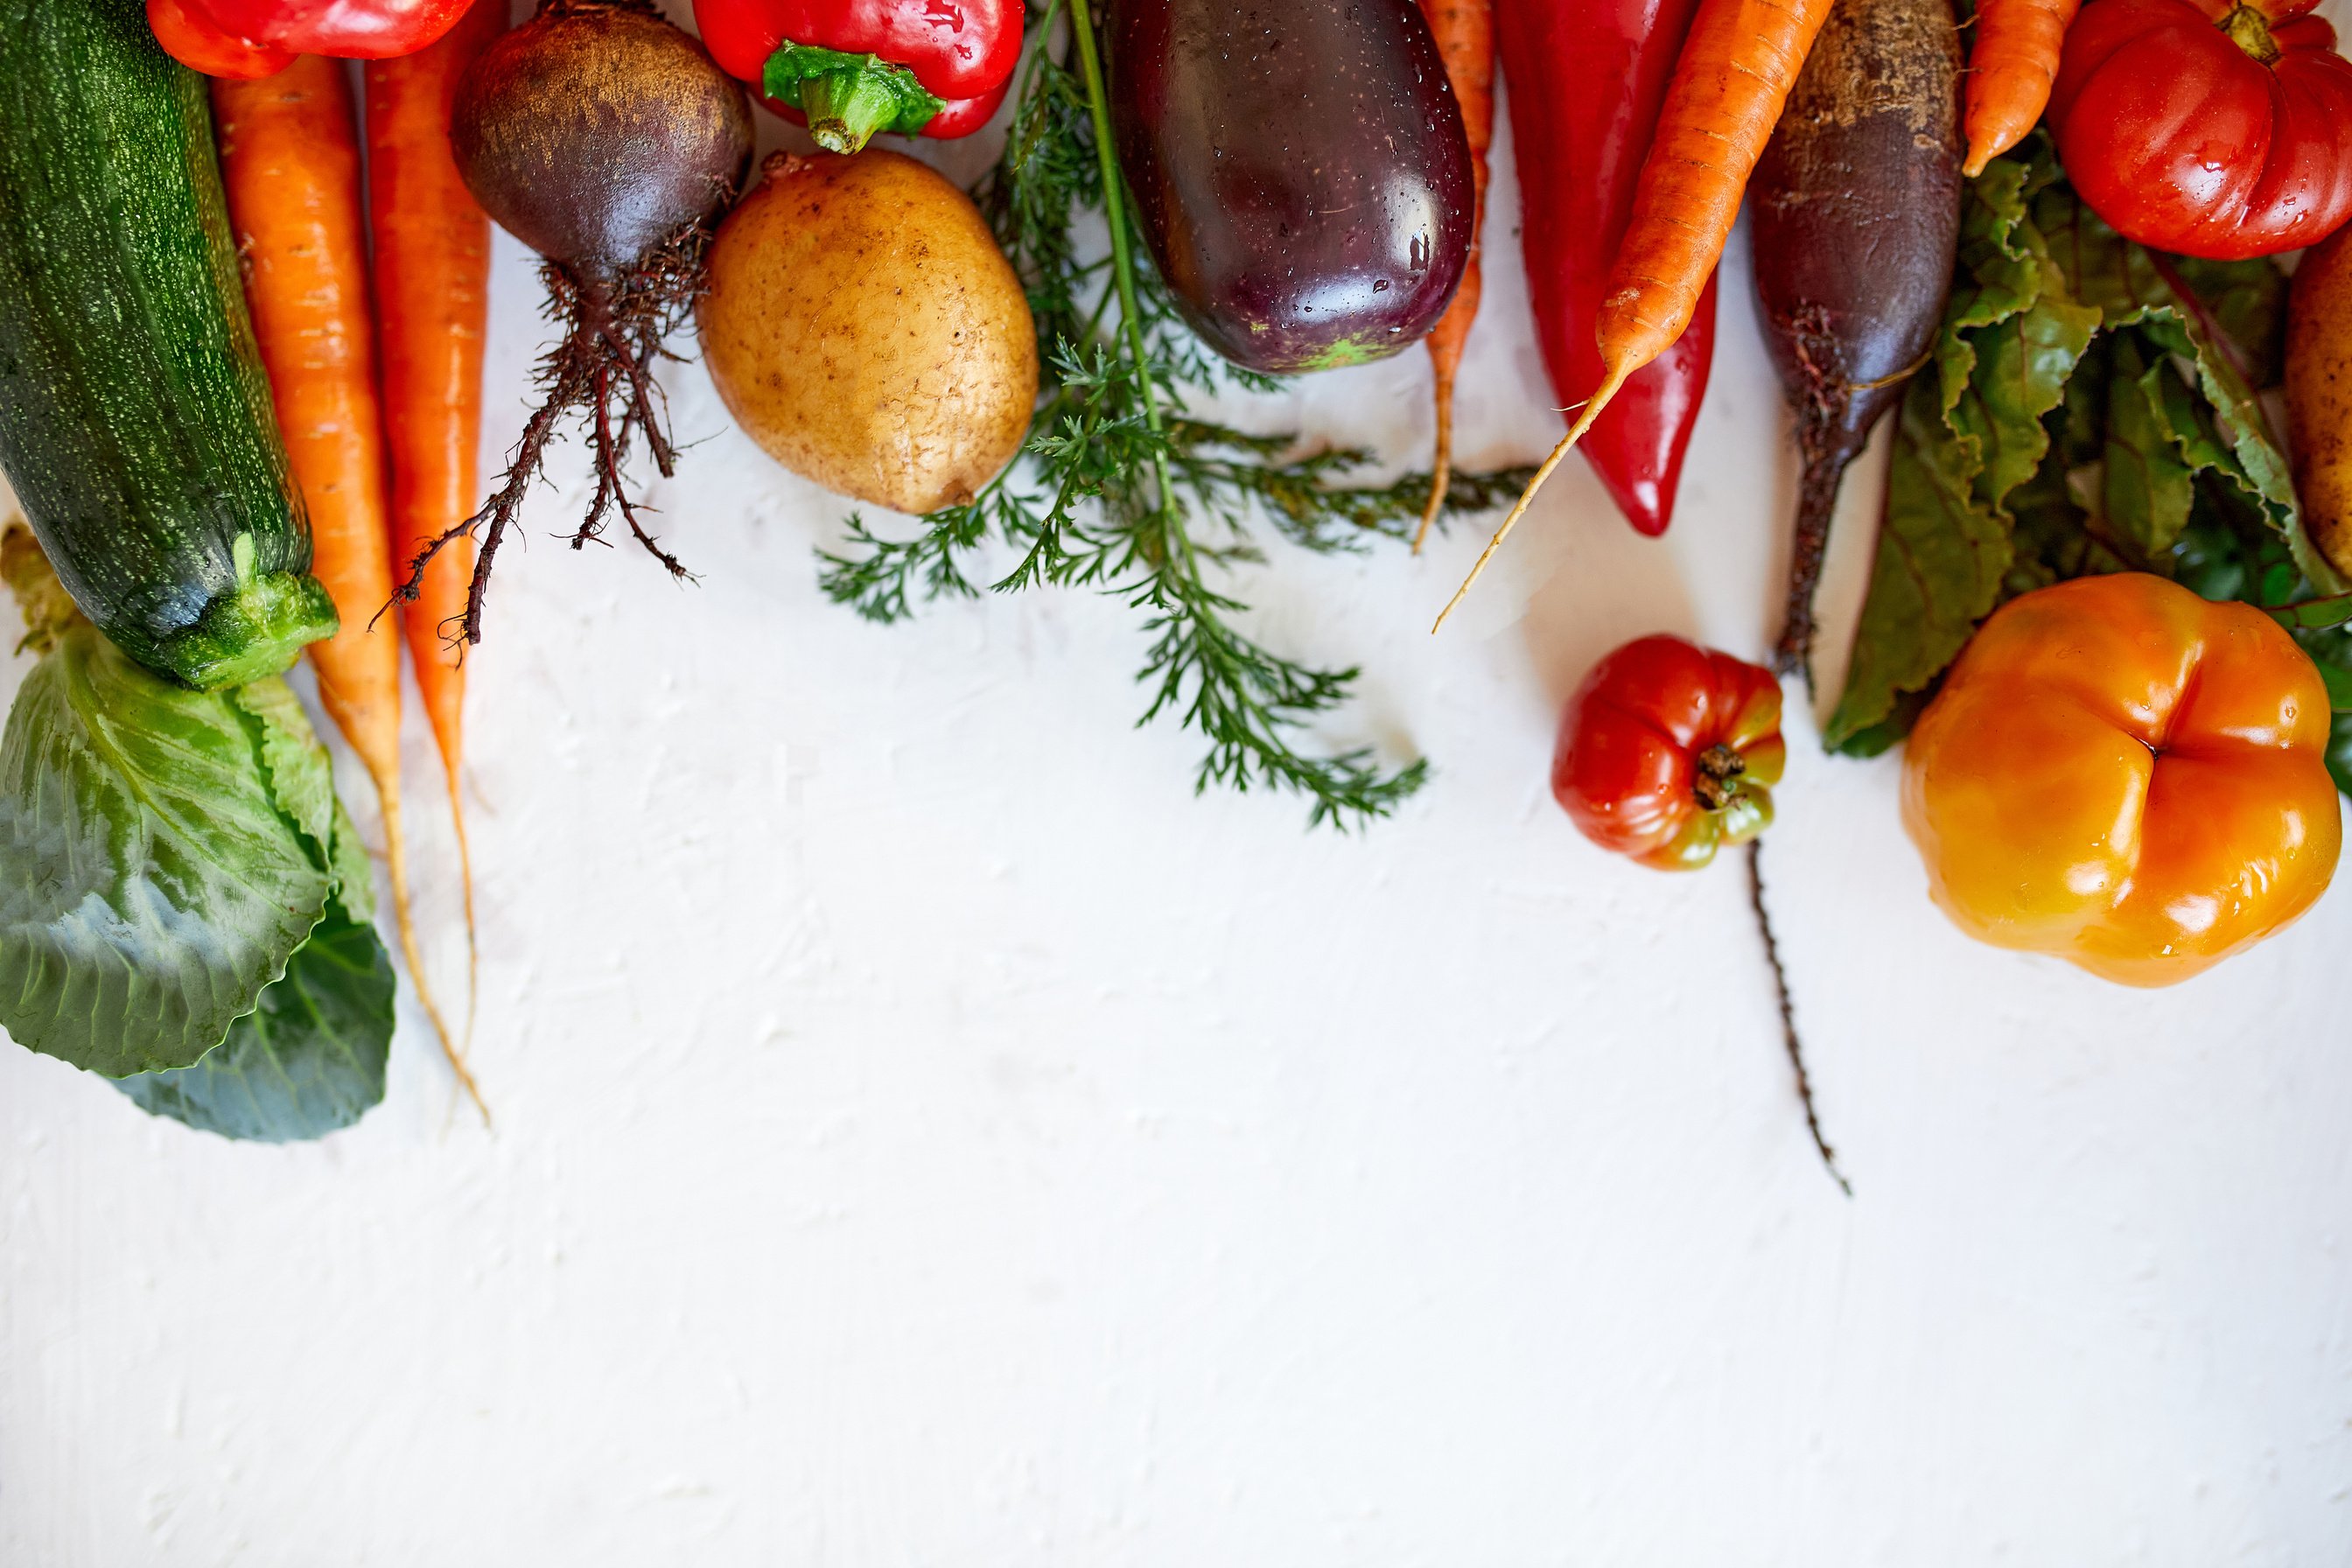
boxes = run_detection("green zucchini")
[0,0,333,690]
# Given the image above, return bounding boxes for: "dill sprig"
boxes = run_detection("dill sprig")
[816,0,1530,828]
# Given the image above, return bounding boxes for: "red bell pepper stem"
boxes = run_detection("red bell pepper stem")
[800,63,911,150]
[693,0,1023,145]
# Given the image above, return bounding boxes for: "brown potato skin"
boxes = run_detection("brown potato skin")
[699,150,1038,515]
[2288,224,2352,582]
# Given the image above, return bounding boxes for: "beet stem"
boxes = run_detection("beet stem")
[1775,444,1852,679]
[1749,837,1851,1197]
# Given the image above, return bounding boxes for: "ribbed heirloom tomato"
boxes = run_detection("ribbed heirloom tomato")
[1552,635,1786,871]
[2048,0,2352,258]
[1904,574,2342,986]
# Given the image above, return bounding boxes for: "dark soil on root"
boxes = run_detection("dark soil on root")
[391,224,713,648]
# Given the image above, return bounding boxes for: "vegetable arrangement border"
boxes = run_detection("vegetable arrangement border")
[12,0,2352,1158]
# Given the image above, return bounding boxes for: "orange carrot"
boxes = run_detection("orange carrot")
[1436,0,1838,626]
[1961,0,2079,177]
[213,59,485,1120]
[365,0,504,1046]
[1411,0,1495,555]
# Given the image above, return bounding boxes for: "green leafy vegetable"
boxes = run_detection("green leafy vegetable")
[1827,137,2339,758]
[816,1,1532,829]
[1,527,396,1140]
[116,900,394,1144]
[0,623,336,1075]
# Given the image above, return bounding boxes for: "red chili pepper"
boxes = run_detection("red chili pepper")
[1494,0,1716,539]
[2049,0,2352,259]
[1552,635,1784,871]
[147,0,474,79]
[695,0,1022,153]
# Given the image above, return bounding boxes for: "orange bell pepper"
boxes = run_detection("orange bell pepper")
[1903,572,2342,986]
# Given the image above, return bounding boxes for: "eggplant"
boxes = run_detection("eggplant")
[1751,0,1964,675]
[1105,0,1474,374]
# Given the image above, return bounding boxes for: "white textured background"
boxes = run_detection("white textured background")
[7,5,2352,1562]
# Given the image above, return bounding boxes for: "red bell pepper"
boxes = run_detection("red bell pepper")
[1495,0,1715,539]
[1551,635,1784,871]
[2049,0,2352,259]
[147,0,474,80]
[694,0,1022,153]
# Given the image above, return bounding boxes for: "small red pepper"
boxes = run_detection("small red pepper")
[2049,0,2352,259]
[694,0,1023,153]
[1552,635,1785,871]
[1495,0,1717,538]
[147,0,475,80]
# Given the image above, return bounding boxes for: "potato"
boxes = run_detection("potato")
[698,149,1038,515]
[2288,224,2352,581]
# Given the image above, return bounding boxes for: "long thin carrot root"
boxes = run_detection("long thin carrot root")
[1432,0,1835,626]
[1412,372,1457,555]
[211,60,487,1127]
[1432,363,1632,631]
[447,766,481,1050]
[382,791,489,1125]
[1410,0,1490,556]
[368,2,504,1066]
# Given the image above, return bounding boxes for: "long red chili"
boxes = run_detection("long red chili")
[694,0,1023,152]
[1495,0,1716,539]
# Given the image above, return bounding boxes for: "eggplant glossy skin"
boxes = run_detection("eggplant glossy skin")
[1106,0,1474,374]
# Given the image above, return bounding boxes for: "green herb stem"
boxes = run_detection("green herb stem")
[814,3,1530,828]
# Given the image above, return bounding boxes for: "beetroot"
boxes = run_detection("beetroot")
[400,0,752,642]
[1750,0,1964,677]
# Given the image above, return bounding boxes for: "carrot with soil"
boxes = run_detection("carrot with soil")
[1961,0,2079,176]
[1751,0,1964,676]
[1435,0,1839,627]
[1411,0,1496,553]
[368,0,505,1038]
[396,0,754,644]
[211,59,485,1118]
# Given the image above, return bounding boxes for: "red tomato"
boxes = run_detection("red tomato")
[1552,635,1787,872]
[2049,0,2352,259]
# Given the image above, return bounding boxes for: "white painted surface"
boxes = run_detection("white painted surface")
[6,9,2352,1563]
